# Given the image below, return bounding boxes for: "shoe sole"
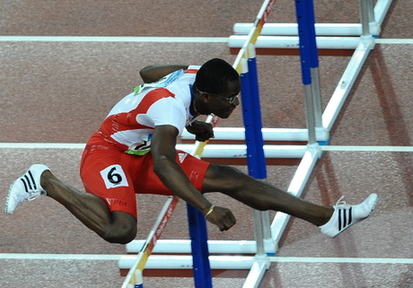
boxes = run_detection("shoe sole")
[4,181,18,214]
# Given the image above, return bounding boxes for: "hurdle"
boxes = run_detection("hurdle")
[229,0,392,51]
[119,0,391,287]
[120,1,277,287]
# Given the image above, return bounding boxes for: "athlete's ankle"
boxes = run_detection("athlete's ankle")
[40,170,54,194]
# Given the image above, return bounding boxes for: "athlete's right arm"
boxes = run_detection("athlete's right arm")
[139,65,188,83]
[151,124,236,231]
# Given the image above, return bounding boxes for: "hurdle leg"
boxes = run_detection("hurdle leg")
[186,204,213,288]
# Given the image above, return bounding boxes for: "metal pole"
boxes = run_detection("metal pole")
[295,0,319,144]
[240,52,270,257]
[186,205,213,288]
[360,0,374,36]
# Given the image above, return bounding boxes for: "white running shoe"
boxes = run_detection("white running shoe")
[320,193,378,238]
[4,164,49,214]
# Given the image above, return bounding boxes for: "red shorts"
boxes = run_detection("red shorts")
[79,136,210,218]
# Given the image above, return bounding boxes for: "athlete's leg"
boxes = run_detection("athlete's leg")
[41,170,137,244]
[202,163,333,226]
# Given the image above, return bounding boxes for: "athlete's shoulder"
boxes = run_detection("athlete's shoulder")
[184,65,201,74]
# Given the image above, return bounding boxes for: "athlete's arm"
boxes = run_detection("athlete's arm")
[139,65,188,83]
[151,125,212,213]
[151,125,236,231]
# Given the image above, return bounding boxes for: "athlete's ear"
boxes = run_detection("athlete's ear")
[198,90,210,103]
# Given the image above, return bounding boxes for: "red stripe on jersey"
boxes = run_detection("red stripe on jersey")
[136,88,175,113]
[97,88,176,148]
[184,69,199,74]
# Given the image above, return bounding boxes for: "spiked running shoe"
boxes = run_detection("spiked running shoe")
[5,164,49,214]
[320,193,378,238]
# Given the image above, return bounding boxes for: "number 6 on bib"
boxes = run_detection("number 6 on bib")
[100,164,129,189]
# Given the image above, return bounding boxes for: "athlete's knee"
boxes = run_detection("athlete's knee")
[102,212,137,244]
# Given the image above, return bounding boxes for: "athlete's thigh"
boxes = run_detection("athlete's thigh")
[202,163,245,193]
[80,145,138,218]
[137,151,210,195]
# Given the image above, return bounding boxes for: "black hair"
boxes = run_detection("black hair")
[194,58,240,94]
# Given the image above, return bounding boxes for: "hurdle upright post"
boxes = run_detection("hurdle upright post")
[360,0,375,36]
[186,204,212,288]
[295,0,322,145]
[246,44,272,252]
[185,118,222,288]
[237,47,273,288]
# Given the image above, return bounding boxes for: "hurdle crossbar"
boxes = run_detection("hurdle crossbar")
[229,0,393,53]
[231,0,393,38]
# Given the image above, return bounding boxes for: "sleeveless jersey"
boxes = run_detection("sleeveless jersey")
[95,66,200,155]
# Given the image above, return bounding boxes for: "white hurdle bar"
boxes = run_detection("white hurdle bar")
[119,255,256,270]
[182,127,329,142]
[229,36,362,50]
[234,23,367,36]
[0,142,308,159]
[125,239,275,255]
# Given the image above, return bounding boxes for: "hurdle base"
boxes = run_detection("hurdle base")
[119,255,269,280]
[120,268,249,278]
[119,255,258,270]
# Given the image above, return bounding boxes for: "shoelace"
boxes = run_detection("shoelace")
[27,192,41,201]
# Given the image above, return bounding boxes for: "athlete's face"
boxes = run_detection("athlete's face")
[199,80,241,119]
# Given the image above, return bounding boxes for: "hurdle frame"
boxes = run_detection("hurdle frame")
[119,0,392,287]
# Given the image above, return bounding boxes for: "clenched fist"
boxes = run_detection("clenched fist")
[205,205,236,231]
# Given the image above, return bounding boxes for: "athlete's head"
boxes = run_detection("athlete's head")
[194,58,240,118]
[195,58,240,94]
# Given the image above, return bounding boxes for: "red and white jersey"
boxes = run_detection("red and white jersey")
[96,66,200,155]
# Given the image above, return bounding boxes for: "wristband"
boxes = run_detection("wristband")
[204,205,215,218]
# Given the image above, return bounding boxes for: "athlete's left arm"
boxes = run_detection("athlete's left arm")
[151,125,213,214]
[139,65,188,83]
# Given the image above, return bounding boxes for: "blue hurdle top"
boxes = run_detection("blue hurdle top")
[295,0,319,85]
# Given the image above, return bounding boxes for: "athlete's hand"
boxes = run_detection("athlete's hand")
[186,121,214,142]
[205,206,236,231]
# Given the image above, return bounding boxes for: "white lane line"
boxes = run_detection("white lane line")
[1,143,413,153]
[375,38,413,44]
[0,142,85,149]
[321,145,413,152]
[0,254,411,264]
[0,37,410,44]
[0,36,228,43]
[269,256,413,264]
[0,253,122,261]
